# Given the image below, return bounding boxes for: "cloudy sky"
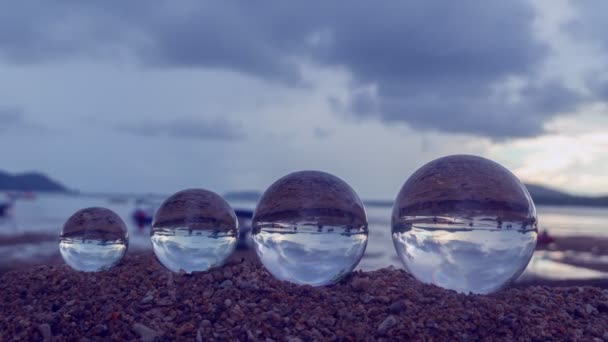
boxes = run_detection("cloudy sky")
[1,0,608,199]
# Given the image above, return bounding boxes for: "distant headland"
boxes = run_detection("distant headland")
[0,171,68,193]
[363,184,608,208]
[524,183,608,207]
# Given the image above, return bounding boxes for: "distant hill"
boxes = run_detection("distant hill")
[364,183,608,208]
[524,183,608,207]
[0,171,68,192]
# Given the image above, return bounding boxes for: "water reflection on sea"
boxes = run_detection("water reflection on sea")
[0,194,607,281]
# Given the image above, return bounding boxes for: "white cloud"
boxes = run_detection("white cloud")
[488,106,608,195]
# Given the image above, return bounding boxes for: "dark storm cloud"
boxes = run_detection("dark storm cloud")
[0,1,588,138]
[346,79,583,138]
[120,118,244,141]
[568,1,608,102]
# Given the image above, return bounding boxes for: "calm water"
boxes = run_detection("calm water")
[1,194,607,281]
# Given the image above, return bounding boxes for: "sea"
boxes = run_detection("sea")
[0,193,607,282]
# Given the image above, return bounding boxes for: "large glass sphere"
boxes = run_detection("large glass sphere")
[392,155,538,294]
[151,189,238,273]
[59,207,129,272]
[252,170,368,286]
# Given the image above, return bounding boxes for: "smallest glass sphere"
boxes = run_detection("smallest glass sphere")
[59,207,129,272]
[151,189,238,273]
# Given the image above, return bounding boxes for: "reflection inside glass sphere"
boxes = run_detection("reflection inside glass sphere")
[59,207,129,272]
[253,171,368,286]
[392,155,538,294]
[151,189,238,273]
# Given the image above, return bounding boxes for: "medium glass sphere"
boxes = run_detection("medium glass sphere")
[392,155,538,294]
[151,189,238,273]
[252,170,368,286]
[59,207,129,272]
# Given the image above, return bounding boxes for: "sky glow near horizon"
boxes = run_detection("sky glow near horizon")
[1,0,607,198]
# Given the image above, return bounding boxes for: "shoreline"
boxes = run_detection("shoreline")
[2,233,608,286]
[1,253,607,340]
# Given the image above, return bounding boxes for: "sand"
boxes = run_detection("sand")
[1,253,607,341]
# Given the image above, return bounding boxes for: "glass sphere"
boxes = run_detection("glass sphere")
[151,189,238,273]
[59,207,129,272]
[392,155,538,294]
[252,170,368,286]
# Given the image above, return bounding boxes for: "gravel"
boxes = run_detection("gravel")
[1,253,607,340]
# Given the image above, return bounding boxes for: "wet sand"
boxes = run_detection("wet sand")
[537,236,608,255]
[0,232,57,247]
[536,236,608,274]
[1,253,607,341]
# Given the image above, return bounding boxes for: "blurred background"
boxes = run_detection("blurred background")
[1,0,607,286]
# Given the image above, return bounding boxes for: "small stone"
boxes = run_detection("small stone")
[585,303,598,315]
[351,277,370,292]
[132,323,162,342]
[141,294,154,304]
[378,315,397,334]
[230,304,244,318]
[499,313,516,325]
[196,328,203,342]
[203,289,214,299]
[224,299,232,307]
[176,322,195,335]
[156,298,173,307]
[286,337,303,342]
[38,323,52,342]
[265,311,281,324]
[238,280,259,290]
[93,324,108,335]
[361,293,373,304]
[377,296,391,304]
[220,280,233,289]
[65,299,76,306]
[574,307,587,318]
[223,268,233,279]
[306,316,318,327]
[388,300,407,314]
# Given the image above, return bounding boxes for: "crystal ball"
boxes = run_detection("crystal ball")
[59,207,129,272]
[252,170,368,286]
[392,155,538,294]
[151,189,238,273]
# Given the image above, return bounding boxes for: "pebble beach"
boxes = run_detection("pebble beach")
[1,253,607,341]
